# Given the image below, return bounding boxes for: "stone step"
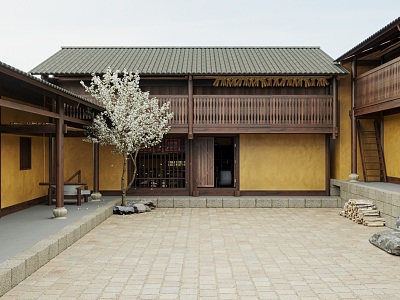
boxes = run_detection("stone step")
[128,197,340,208]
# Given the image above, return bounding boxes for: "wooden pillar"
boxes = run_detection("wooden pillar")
[188,75,195,196]
[351,60,357,175]
[332,77,338,140]
[55,98,65,209]
[325,134,331,196]
[188,75,194,140]
[189,139,194,196]
[93,142,100,192]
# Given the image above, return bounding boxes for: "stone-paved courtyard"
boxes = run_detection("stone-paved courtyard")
[3,208,400,299]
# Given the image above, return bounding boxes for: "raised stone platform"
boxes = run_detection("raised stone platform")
[331,179,400,229]
[128,196,340,209]
[0,198,120,297]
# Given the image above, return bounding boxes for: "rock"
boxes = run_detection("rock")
[133,203,147,213]
[113,206,135,215]
[369,229,400,255]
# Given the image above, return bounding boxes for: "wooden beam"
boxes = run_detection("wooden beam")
[0,124,57,134]
[0,65,102,110]
[0,97,60,119]
[192,125,335,134]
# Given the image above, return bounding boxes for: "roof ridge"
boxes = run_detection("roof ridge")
[60,46,321,50]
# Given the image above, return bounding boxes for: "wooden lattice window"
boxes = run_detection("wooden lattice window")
[133,136,186,188]
[20,137,31,170]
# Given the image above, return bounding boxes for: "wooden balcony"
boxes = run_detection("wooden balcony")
[355,56,400,116]
[157,95,336,135]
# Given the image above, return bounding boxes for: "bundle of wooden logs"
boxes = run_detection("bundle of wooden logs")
[339,199,385,227]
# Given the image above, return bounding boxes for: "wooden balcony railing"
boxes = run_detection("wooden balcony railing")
[156,95,335,134]
[193,95,333,125]
[159,96,188,125]
[356,55,400,114]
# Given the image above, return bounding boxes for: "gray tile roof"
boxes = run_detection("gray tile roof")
[31,47,348,76]
[337,17,400,62]
[0,60,101,108]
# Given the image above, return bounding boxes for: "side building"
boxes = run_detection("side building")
[334,17,400,184]
[0,61,103,216]
[31,47,348,197]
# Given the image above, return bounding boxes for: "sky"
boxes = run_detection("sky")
[1,0,399,72]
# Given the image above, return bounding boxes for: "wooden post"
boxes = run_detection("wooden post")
[332,77,338,139]
[351,60,357,175]
[325,134,331,195]
[93,143,99,192]
[189,139,194,196]
[188,75,194,140]
[53,97,67,217]
[91,142,102,200]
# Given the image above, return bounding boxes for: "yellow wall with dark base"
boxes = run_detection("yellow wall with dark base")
[384,114,400,178]
[239,134,326,190]
[1,107,49,208]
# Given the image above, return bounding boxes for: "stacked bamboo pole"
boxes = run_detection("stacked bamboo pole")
[339,199,385,227]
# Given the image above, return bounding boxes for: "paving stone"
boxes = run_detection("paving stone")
[0,267,11,297]
[206,198,223,208]
[255,198,272,208]
[174,199,190,208]
[190,198,207,208]
[157,198,174,208]
[288,198,305,208]
[271,198,289,208]
[321,198,338,208]
[222,199,239,208]
[1,259,25,288]
[239,198,255,208]
[305,199,321,208]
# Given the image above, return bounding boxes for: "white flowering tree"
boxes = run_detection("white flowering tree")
[81,69,173,206]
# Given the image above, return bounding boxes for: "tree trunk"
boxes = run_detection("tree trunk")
[121,152,127,206]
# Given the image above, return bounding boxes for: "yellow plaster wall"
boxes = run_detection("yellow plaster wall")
[1,135,48,207]
[239,134,325,190]
[332,64,369,181]
[384,114,400,178]
[99,145,124,190]
[63,138,94,189]
[332,65,352,180]
[1,107,49,207]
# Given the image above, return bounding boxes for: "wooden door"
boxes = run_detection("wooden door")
[196,137,214,187]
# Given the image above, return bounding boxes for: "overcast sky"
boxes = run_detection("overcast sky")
[1,0,399,72]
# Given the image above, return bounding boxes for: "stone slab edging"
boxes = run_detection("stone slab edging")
[331,179,400,229]
[0,198,121,297]
[132,196,340,209]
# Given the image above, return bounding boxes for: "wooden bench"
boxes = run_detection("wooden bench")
[47,184,91,206]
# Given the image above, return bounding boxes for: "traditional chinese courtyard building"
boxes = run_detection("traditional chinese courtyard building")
[3,17,400,216]
[31,47,347,197]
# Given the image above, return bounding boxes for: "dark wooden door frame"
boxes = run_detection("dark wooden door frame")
[192,134,239,196]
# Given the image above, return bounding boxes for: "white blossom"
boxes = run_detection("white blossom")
[81,69,173,205]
